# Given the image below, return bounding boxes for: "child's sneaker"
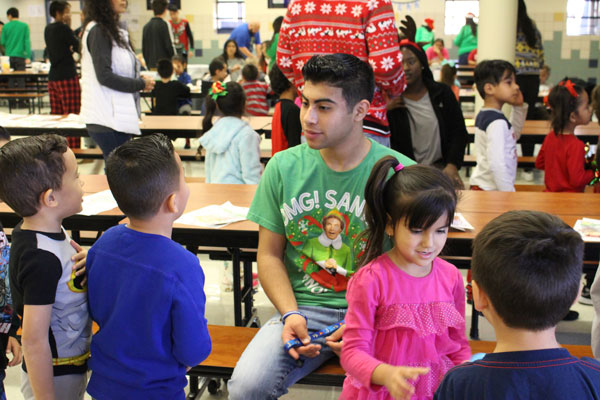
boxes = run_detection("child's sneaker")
[579,285,593,306]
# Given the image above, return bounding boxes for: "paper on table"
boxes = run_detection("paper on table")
[78,190,119,216]
[574,218,600,242]
[176,201,249,228]
[451,212,474,231]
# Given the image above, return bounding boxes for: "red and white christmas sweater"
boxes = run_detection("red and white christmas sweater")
[276,0,405,136]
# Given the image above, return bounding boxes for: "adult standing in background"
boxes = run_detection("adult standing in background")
[214,39,245,82]
[228,21,261,59]
[45,1,81,149]
[80,0,154,160]
[415,18,435,50]
[142,0,174,69]
[1,8,30,71]
[454,13,477,65]
[168,4,194,61]
[276,0,406,146]
[265,16,283,71]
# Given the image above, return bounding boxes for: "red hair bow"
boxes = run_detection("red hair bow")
[558,79,579,99]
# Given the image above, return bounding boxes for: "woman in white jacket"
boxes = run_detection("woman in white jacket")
[80,0,154,159]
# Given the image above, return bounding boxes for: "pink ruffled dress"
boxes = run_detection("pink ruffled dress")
[340,253,471,400]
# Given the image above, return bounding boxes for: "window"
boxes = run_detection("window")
[215,0,245,34]
[566,0,600,36]
[444,1,479,35]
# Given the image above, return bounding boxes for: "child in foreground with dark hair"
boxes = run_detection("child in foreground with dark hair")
[0,134,89,400]
[535,79,594,192]
[469,59,528,191]
[434,210,600,399]
[152,58,191,116]
[199,81,262,184]
[269,64,301,155]
[241,63,270,116]
[341,156,470,400]
[86,134,211,399]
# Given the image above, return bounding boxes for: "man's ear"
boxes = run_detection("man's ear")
[472,280,489,313]
[353,99,370,122]
[40,188,58,208]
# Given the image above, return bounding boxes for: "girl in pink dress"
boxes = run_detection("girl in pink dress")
[340,156,471,400]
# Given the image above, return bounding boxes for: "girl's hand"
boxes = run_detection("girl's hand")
[142,75,155,91]
[71,240,87,286]
[281,314,321,360]
[443,163,464,189]
[383,365,430,400]
[6,336,22,367]
[325,323,344,356]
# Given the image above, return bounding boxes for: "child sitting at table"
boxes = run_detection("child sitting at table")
[435,210,600,399]
[152,58,191,116]
[470,60,528,191]
[535,79,594,192]
[0,134,89,400]
[85,134,211,399]
[199,82,262,184]
[172,54,193,149]
[241,63,270,116]
[268,65,301,155]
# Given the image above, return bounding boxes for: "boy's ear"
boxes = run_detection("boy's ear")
[472,280,489,313]
[40,188,58,208]
[483,82,495,96]
[353,99,370,121]
[166,193,179,214]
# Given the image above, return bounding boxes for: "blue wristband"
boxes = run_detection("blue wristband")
[281,310,307,324]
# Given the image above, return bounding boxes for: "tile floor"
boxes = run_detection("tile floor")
[1,104,596,398]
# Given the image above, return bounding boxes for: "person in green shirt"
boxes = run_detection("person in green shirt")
[227,53,414,400]
[415,18,435,51]
[265,16,283,71]
[1,8,31,71]
[454,13,478,66]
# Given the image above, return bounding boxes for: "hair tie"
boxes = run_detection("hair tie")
[209,81,228,100]
[394,162,404,172]
[399,38,421,52]
[558,79,578,99]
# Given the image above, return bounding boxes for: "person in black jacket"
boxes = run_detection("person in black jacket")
[142,0,174,69]
[388,38,468,188]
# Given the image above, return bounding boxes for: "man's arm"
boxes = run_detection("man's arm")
[239,46,253,58]
[161,20,175,58]
[22,305,55,400]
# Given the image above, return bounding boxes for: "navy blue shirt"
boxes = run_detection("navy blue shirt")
[434,348,600,399]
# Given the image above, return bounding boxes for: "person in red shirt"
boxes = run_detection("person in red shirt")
[240,64,270,116]
[535,79,594,192]
[168,4,194,60]
[269,65,301,155]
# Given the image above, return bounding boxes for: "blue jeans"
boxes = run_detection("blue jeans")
[365,132,390,147]
[86,125,132,161]
[227,305,346,400]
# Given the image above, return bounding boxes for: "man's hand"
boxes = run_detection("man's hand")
[282,314,321,360]
[325,323,344,356]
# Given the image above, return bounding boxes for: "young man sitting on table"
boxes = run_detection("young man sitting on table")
[226,53,414,400]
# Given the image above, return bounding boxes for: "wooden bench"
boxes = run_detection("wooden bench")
[72,148,272,163]
[463,154,537,168]
[0,92,45,113]
[186,325,594,399]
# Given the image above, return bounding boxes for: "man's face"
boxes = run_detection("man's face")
[324,217,342,240]
[300,81,355,151]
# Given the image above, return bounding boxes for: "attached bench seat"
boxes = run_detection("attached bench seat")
[463,154,537,168]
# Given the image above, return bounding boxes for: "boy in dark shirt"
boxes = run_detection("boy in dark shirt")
[0,134,90,400]
[435,210,600,399]
[86,134,211,399]
[152,58,191,116]
[44,1,81,149]
[268,64,301,155]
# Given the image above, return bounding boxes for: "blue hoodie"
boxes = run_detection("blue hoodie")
[199,116,262,184]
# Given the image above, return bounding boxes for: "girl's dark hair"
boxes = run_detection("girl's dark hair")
[548,80,586,134]
[466,17,477,36]
[222,39,244,60]
[440,64,457,88]
[272,16,284,41]
[202,82,246,132]
[357,156,457,267]
[517,0,538,48]
[83,0,130,49]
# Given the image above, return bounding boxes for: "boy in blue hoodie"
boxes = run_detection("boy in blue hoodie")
[86,134,211,400]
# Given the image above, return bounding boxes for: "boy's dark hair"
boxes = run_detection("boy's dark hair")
[474,59,516,98]
[202,82,245,132]
[0,134,67,217]
[209,59,226,76]
[472,210,583,331]
[157,58,173,79]
[548,79,586,135]
[172,54,186,66]
[151,0,168,16]
[49,1,69,18]
[167,4,179,12]
[358,156,457,267]
[7,8,18,18]
[242,63,258,81]
[0,126,10,142]
[440,64,457,88]
[106,134,180,220]
[302,54,374,110]
[269,64,292,95]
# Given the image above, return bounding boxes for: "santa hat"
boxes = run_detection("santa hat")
[424,18,434,30]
